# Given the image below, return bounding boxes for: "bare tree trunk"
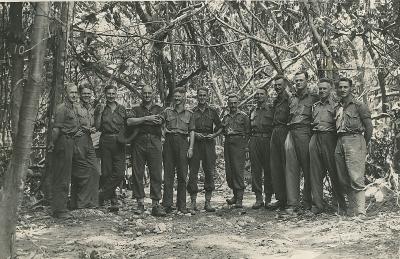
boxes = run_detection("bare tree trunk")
[0,3,49,257]
[43,2,72,204]
[9,2,24,141]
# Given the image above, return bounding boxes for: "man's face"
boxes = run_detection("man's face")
[337,80,351,99]
[254,89,267,105]
[294,73,307,92]
[173,91,184,105]
[80,87,92,104]
[142,86,153,104]
[227,96,238,112]
[66,85,79,103]
[197,90,208,105]
[318,82,331,100]
[106,88,117,103]
[274,78,285,95]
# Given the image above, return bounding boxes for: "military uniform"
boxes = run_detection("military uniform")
[130,103,164,203]
[270,91,290,208]
[97,102,127,204]
[249,102,274,206]
[335,95,372,216]
[187,105,222,202]
[51,101,99,214]
[285,89,318,209]
[222,110,250,205]
[162,107,195,211]
[309,95,346,213]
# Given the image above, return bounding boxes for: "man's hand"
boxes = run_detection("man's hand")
[195,132,205,139]
[146,114,163,124]
[90,127,97,134]
[187,147,193,158]
[204,134,215,140]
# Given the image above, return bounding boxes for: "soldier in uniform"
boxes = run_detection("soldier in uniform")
[285,71,319,214]
[187,87,222,213]
[335,77,373,217]
[162,87,195,214]
[249,88,274,209]
[50,83,99,219]
[309,78,346,214]
[223,93,250,208]
[95,85,127,211]
[127,85,166,217]
[269,75,290,210]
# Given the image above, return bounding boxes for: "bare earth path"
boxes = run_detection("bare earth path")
[16,190,400,259]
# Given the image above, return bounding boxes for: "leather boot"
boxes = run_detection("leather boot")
[204,191,216,212]
[190,194,197,215]
[226,189,237,205]
[252,192,264,209]
[234,189,244,208]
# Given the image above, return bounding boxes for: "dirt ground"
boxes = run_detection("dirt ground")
[15,186,400,259]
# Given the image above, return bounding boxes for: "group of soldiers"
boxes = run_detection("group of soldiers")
[49,70,373,220]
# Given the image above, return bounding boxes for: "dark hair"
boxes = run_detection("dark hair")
[295,70,309,80]
[78,83,91,94]
[173,87,186,94]
[227,92,238,100]
[104,85,116,93]
[256,87,267,94]
[318,78,333,85]
[338,77,353,88]
[197,87,209,95]
[273,74,286,82]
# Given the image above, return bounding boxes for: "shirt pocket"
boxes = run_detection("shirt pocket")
[301,103,312,116]
[344,110,361,129]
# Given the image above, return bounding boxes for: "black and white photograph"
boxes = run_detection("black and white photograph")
[0,0,399,258]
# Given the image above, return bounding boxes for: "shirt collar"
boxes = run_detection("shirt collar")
[295,88,309,99]
[194,104,209,112]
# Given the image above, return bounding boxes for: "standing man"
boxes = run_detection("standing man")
[285,71,318,214]
[223,93,250,208]
[127,85,166,217]
[187,87,222,213]
[309,78,346,214]
[50,83,99,219]
[269,75,290,210]
[335,77,373,217]
[249,88,274,209]
[162,87,195,214]
[95,85,127,211]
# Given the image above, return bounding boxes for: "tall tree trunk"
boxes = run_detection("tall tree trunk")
[43,2,71,204]
[9,2,24,141]
[0,3,49,257]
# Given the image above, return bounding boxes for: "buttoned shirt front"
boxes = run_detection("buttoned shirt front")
[131,102,164,137]
[311,95,338,132]
[222,110,250,136]
[288,88,318,126]
[250,102,274,134]
[162,107,195,135]
[81,102,95,129]
[54,101,89,135]
[100,102,126,134]
[335,95,371,134]
[273,91,290,126]
[192,104,222,134]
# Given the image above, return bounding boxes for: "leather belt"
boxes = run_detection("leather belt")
[251,132,271,137]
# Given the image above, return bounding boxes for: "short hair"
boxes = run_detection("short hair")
[197,87,209,95]
[256,87,267,94]
[295,70,309,80]
[78,83,91,94]
[64,82,77,92]
[318,78,333,85]
[273,74,286,82]
[227,93,238,100]
[141,84,154,91]
[173,87,186,94]
[338,77,353,88]
[104,85,116,93]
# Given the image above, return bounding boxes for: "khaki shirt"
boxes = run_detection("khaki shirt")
[250,102,274,134]
[162,107,195,135]
[311,95,337,132]
[222,110,250,136]
[335,95,371,134]
[54,101,87,135]
[131,102,164,137]
[273,91,290,126]
[288,89,319,126]
[192,104,222,134]
[99,102,126,134]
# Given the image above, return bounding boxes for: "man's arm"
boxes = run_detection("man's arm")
[94,103,104,130]
[359,103,373,145]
